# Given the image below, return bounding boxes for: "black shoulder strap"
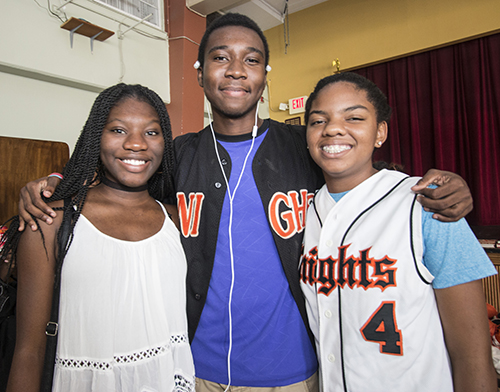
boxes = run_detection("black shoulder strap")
[40,197,73,392]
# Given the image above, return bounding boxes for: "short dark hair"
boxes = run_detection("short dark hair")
[304,72,392,125]
[197,13,270,68]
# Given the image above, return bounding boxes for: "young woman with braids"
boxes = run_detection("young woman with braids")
[1,84,195,392]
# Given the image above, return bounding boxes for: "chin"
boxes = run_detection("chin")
[215,101,260,119]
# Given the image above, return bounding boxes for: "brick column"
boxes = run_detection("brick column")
[166,1,205,137]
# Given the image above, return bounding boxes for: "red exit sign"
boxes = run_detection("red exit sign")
[288,95,308,114]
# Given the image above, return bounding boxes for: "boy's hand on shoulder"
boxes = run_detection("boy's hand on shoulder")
[412,169,472,222]
[18,176,61,231]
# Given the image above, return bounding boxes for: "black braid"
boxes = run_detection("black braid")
[0,83,175,271]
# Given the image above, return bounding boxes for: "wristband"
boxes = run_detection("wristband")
[0,225,7,254]
[48,172,63,180]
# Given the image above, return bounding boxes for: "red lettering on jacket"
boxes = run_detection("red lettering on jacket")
[269,190,314,239]
[177,192,205,238]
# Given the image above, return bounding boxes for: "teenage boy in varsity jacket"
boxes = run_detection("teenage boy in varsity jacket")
[18,13,474,392]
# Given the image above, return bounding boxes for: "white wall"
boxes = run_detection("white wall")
[0,0,170,151]
[0,72,97,149]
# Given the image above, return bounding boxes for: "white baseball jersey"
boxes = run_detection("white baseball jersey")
[300,169,453,392]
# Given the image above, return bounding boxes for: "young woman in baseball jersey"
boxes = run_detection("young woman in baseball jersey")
[300,72,497,391]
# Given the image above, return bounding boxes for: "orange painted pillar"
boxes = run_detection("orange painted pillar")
[165,1,206,138]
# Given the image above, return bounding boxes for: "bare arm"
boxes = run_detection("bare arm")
[18,176,61,231]
[435,280,497,392]
[6,219,58,392]
[411,169,472,222]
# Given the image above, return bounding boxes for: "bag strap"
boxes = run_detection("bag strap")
[0,267,15,316]
[40,197,74,392]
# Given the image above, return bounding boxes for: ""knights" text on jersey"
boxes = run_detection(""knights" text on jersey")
[300,244,397,295]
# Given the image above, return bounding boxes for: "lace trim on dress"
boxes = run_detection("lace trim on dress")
[56,334,189,370]
[171,334,188,344]
[174,374,195,392]
[55,357,112,371]
[114,345,168,364]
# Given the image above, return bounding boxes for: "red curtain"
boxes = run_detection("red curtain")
[354,32,500,226]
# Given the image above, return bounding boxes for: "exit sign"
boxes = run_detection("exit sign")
[288,95,308,114]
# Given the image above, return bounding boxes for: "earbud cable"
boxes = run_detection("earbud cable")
[208,102,259,391]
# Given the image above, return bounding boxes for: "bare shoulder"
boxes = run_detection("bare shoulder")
[163,203,180,231]
[17,200,64,269]
[44,200,65,232]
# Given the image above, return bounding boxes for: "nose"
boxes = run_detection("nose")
[225,59,247,79]
[323,119,346,137]
[123,131,147,151]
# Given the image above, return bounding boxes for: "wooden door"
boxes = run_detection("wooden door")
[0,136,69,224]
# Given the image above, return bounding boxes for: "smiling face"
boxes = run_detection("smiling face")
[100,97,164,189]
[306,82,388,193]
[198,25,267,121]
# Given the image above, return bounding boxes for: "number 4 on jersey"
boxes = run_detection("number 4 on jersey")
[360,301,403,355]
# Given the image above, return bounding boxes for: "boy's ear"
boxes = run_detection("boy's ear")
[375,121,388,148]
[197,68,203,88]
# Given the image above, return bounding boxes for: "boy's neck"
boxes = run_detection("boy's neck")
[211,110,264,136]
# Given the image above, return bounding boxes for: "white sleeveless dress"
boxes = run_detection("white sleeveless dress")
[52,202,195,392]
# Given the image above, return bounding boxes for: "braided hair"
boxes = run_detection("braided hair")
[0,83,175,270]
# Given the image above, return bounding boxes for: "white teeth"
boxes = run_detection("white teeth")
[322,145,351,154]
[122,159,146,166]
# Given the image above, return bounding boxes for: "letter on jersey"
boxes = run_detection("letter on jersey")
[269,190,313,239]
[177,192,205,238]
[300,245,397,293]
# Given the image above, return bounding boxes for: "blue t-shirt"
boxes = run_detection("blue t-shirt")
[329,190,496,288]
[191,130,317,387]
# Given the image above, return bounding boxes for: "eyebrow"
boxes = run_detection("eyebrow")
[343,105,369,112]
[308,109,327,117]
[208,45,264,58]
[106,118,160,125]
[308,105,369,117]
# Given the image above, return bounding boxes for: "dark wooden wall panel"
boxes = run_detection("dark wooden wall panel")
[0,136,69,223]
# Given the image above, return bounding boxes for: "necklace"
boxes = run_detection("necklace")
[100,176,148,192]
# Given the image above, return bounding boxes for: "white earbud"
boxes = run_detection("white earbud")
[265,65,272,72]
[252,101,259,137]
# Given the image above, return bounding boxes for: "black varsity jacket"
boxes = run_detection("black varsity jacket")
[172,119,324,344]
